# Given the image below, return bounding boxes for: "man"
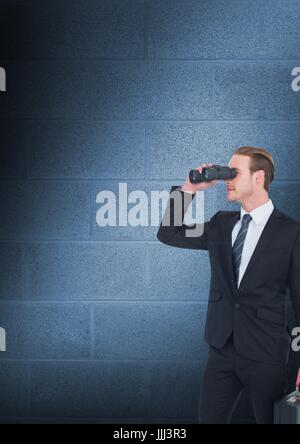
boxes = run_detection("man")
[156,146,300,424]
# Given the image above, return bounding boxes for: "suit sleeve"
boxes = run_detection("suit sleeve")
[288,229,300,329]
[156,185,219,251]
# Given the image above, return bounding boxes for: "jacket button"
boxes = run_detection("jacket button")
[235,303,240,309]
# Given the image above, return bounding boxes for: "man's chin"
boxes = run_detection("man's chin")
[226,192,238,202]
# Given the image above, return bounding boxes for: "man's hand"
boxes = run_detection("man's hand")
[296,368,300,392]
[181,163,218,193]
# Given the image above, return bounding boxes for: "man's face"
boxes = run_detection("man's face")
[226,154,258,203]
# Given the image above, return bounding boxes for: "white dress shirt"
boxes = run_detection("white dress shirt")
[232,199,274,287]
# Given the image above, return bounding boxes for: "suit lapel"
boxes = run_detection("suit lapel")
[220,207,283,292]
[221,211,240,291]
[238,207,283,289]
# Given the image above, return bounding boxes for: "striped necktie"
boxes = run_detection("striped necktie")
[232,213,252,286]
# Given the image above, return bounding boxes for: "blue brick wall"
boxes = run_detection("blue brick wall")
[0,0,299,424]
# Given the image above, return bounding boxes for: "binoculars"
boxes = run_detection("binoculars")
[189,165,237,184]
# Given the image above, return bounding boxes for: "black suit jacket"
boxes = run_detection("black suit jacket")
[157,186,300,365]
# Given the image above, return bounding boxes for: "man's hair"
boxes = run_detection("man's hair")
[232,146,275,192]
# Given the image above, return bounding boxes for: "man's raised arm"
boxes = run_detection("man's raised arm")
[156,163,218,250]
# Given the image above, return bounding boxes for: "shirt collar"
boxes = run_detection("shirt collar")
[240,199,274,226]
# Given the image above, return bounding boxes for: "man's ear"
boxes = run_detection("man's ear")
[255,169,265,185]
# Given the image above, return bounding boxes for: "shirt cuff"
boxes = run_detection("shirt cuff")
[177,186,196,194]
